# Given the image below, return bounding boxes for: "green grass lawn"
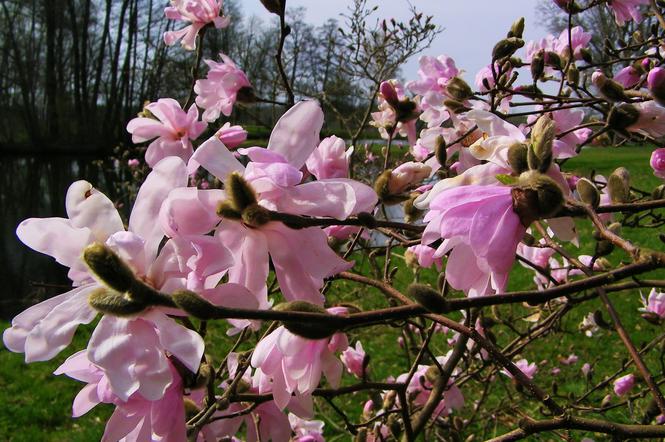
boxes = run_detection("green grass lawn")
[1,144,663,440]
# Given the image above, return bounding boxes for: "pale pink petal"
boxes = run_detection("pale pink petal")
[143,310,204,374]
[187,136,245,178]
[267,101,324,169]
[65,181,123,241]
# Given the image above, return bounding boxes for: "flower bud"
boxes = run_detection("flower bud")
[592,71,628,102]
[83,243,137,293]
[224,172,258,213]
[648,67,665,107]
[274,301,341,340]
[607,103,640,130]
[508,17,525,39]
[171,290,219,320]
[259,0,284,15]
[508,142,529,175]
[515,171,564,223]
[544,51,562,70]
[425,365,441,384]
[531,51,545,83]
[580,47,592,63]
[650,148,665,179]
[407,283,447,313]
[88,287,147,316]
[595,239,614,257]
[382,390,397,410]
[608,167,631,203]
[567,64,579,86]
[652,184,665,200]
[447,77,473,101]
[403,194,424,223]
[528,115,555,173]
[576,177,601,208]
[492,37,524,61]
[434,135,447,167]
[380,81,400,107]
[444,99,471,114]
[191,362,214,390]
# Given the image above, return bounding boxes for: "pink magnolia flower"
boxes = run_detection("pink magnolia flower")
[626,101,665,138]
[554,26,591,60]
[560,354,579,365]
[126,98,206,167]
[582,362,593,377]
[406,55,459,127]
[388,161,432,194]
[306,135,353,180]
[163,0,230,50]
[395,353,465,418]
[195,53,252,122]
[4,157,190,363]
[607,0,649,25]
[614,65,642,89]
[185,101,377,306]
[341,341,366,378]
[289,413,325,442]
[128,158,140,168]
[405,244,442,270]
[251,312,349,410]
[216,122,248,149]
[55,350,187,442]
[323,225,368,241]
[370,80,419,145]
[613,373,636,396]
[648,66,665,106]
[640,288,665,317]
[650,148,665,179]
[502,359,538,380]
[422,184,526,297]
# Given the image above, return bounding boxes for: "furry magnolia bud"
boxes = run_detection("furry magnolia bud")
[508,143,529,175]
[274,301,341,340]
[528,115,555,173]
[241,203,271,228]
[492,37,524,60]
[171,290,218,320]
[576,177,601,208]
[88,287,147,316]
[514,171,564,225]
[83,243,137,293]
[531,51,545,83]
[593,71,628,102]
[508,17,525,39]
[607,103,640,130]
[434,135,447,167]
[608,167,631,203]
[407,283,447,313]
[443,99,471,114]
[225,172,258,213]
[567,64,580,86]
[447,77,473,101]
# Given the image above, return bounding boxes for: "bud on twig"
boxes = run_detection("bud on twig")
[576,177,601,208]
[527,115,555,173]
[88,287,148,316]
[407,283,447,313]
[531,51,545,83]
[608,167,631,203]
[172,290,218,320]
[492,37,524,61]
[607,103,640,130]
[274,301,341,340]
[83,243,137,293]
[507,17,525,39]
[508,143,529,175]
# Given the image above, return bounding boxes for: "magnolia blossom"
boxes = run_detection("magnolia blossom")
[3,158,222,403]
[289,413,325,442]
[607,0,649,25]
[626,101,665,137]
[640,288,665,317]
[614,65,642,88]
[163,0,230,50]
[613,373,636,396]
[395,353,465,418]
[195,53,252,122]
[502,359,538,380]
[406,55,459,127]
[55,350,186,442]
[370,80,419,145]
[554,26,591,60]
[582,362,593,377]
[126,98,206,167]
[388,161,432,194]
[341,341,366,378]
[185,101,377,306]
[580,312,600,337]
[306,135,353,180]
[251,314,349,410]
[216,122,248,149]
[405,244,442,270]
[650,148,665,179]
[422,184,526,297]
[560,354,579,365]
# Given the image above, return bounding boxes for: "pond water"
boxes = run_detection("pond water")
[0,154,125,319]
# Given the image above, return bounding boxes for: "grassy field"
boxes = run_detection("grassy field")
[1,145,663,440]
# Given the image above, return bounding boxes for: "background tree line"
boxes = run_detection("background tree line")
[0,0,436,153]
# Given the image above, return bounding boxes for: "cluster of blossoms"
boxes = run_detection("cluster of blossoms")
[7,0,665,440]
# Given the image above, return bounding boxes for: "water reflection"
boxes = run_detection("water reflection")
[0,155,125,319]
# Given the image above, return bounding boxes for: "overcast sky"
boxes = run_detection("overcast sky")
[240,0,547,83]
